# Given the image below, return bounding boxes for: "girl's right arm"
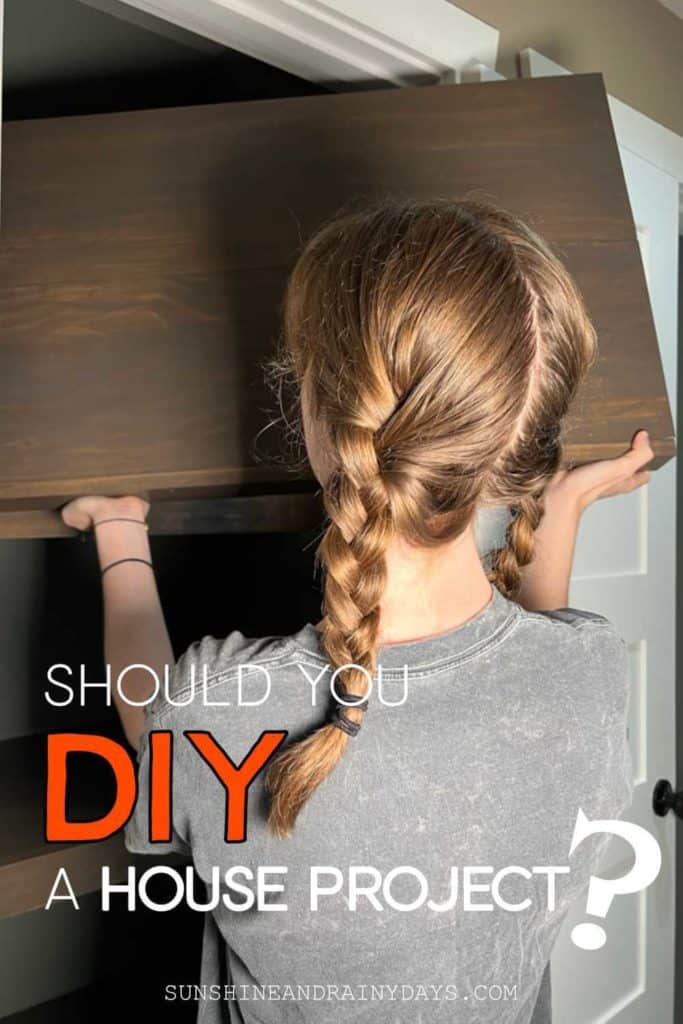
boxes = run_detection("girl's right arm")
[60,494,171,751]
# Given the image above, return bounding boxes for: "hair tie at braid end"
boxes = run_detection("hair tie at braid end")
[330,682,369,737]
[331,708,363,737]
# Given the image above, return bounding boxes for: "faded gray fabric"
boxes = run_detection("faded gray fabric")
[126,586,633,1023]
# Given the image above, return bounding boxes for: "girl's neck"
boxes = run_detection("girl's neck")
[377,523,493,646]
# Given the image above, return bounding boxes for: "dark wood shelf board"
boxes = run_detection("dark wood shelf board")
[0,73,674,536]
[0,834,129,920]
[0,491,324,538]
[0,438,673,539]
[0,732,140,919]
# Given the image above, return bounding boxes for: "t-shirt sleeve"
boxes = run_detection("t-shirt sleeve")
[537,605,634,816]
[124,707,192,857]
[537,608,636,901]
[588,616,634,821]
[536,606,613,629]
[123,633,243,857]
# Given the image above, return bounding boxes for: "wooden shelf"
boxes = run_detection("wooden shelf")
[0,732,133,919]
[0,74,674,540]
[0,491,324,539]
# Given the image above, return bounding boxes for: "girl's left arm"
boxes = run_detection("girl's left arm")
[60,494,171,751]
[517,429,655,612]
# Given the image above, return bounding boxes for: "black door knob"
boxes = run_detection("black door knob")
[652,779,683,819]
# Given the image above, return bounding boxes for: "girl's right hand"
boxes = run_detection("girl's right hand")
[60,494,150,532]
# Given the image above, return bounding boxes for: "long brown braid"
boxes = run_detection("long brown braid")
[265,199,596,836]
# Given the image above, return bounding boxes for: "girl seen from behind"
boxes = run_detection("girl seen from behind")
[62,199,648,1024]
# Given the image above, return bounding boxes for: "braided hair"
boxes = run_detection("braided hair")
[265,199,596,836]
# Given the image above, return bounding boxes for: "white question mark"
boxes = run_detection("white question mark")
[569,808,661,950]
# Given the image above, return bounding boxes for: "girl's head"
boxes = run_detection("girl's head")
[265,198,596,836]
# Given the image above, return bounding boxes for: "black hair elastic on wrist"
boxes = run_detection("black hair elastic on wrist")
[330,682,369,738]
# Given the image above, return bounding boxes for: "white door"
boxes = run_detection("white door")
[550,135,679,1024]
[473,133,679,1021]
[550,143,678,1024]
[475,45,679,1019]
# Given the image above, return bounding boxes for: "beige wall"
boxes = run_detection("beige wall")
[452,0,683,137]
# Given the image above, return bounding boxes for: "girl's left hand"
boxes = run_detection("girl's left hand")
[544,429,655,515]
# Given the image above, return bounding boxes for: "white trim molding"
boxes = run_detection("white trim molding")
[460,60,504,83]
[116,0,499,88]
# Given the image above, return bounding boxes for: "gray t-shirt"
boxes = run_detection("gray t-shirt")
[125,586,633,1024]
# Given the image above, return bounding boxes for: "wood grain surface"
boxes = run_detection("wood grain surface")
[0,74,674,534]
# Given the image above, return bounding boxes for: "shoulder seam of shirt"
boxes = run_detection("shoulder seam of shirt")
[152,644,296,726]
[516,608,627,650]
[517,608,621,634]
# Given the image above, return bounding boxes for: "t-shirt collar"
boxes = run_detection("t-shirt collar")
[293,584,518,672]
